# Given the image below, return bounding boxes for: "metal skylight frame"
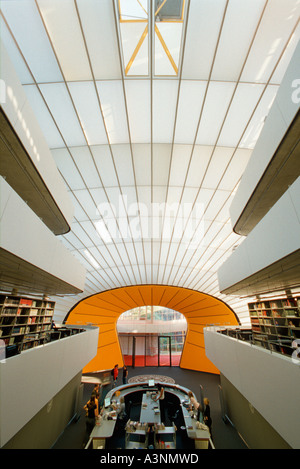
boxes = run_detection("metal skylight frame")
[115,0,187,77]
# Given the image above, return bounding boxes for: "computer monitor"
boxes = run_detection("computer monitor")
[104,397,111,408]
[148,379,155,387]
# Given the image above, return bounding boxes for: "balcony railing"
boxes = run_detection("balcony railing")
[0,324,86,360]
[214,325,300,363]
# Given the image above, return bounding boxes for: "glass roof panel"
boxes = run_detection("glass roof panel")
[1,0,63,83]
[116,0,187,77]
[23,85,64,148]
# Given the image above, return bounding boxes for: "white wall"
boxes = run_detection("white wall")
[204,327,300,448]
[117,319,187,334]
[0,41,74,228]
[229,40,300,230]
[0,326,98,447]
[0,176,86,292]
[218,175,300,293]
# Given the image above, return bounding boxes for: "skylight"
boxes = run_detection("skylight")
[116,0,187,77]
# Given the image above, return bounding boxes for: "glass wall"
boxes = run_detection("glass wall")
[117,306,187,367]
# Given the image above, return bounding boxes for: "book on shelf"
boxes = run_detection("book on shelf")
[0,294,56,356]
[19,298,32,306]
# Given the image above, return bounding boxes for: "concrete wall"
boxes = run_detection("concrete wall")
[0,176,86,292]
[220,373,291,449]
[218,175,300,293]
[2,372,83,449]
[204,327,300,448]
[0,41,74,229]
[229,40,300,229]
[0,326,98,447]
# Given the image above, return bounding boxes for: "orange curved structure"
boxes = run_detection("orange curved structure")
[65,285,239,374]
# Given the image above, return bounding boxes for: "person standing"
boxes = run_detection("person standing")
[117,396,126,420]
[111,364,119,387]
[188,391,202,421]
[154,384,166,423]
[83,395,98,445]
[123,365,128,384]
[203,397,212,439]
[91,383,100,411]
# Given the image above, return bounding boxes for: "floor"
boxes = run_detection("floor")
[52,365,248,450]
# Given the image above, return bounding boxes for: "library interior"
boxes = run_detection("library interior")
[0,0,299,451]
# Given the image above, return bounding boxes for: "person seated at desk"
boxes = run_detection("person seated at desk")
[188,391,202,421]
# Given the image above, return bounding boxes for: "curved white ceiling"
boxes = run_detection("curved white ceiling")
[1,0,299,324]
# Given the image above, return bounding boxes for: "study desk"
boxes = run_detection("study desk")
[87,380,210,449]
[140,392,161,424]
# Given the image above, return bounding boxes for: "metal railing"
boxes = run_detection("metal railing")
[213,325,298,362]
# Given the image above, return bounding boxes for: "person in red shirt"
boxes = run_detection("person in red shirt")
[112,364,119,387]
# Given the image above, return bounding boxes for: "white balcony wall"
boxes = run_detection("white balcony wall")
[218,176,300,293]
[204,327,300,448]
[0,40,74,229]
[0,176,86,292]
[229,40,300,230]
[0,326,98,447]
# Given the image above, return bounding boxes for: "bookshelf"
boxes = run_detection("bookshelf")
[0,294,55,356]
[248,297,300,356]
[154,422,176,449]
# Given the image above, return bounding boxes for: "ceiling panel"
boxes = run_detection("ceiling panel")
[182,0,227,79]
[73,189,99,221]
[76,0,121,80]
[39,83,86,146]
[240,0,300,83]
[1,0,299,325]
[218,83,265,148]
[174,80,206,143]
[0,16,34,84]
[89,145,119,188]
[270,27,300,84]
[67,192,89,222]
[132,144,151,186]
[37,0,92,81]
[125,80,151,143]
[96,80,130,144]
[202,147,234,189]
[218,149,252,191]
[23,85,64,148]
[211,0,266,82]
[169,144,193,187]
[1,0,63,83]
[51,148,85,191]
[185,146,213,187]
[152,80,179,143]
[111,144,135,186]
[196,81,236,146]
[68,146,102,189]
[68,82,108,146]
[152,144,172,186]
[239,84,279,148]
